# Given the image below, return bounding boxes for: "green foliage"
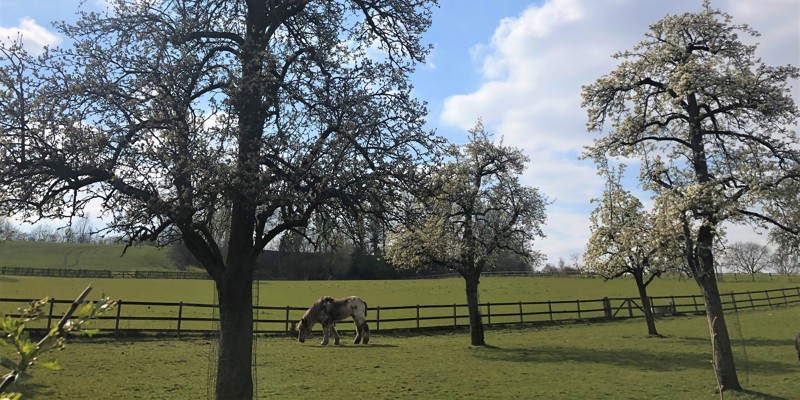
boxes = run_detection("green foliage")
[0,286,116,398]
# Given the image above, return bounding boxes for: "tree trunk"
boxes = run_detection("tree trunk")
[697,267,742,392]
[633,272,658,336]
[215,262,254,399]
[464,275,485,346]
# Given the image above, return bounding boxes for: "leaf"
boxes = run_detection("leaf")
[0,337,7,347]
[0,356,18,370]
[38,360,61,371]
[1,391,24,400]
[82,329,100,337]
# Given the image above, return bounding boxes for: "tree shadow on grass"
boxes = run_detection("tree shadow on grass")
[735,389,793,400]
[675,336,796,347]
[472,344,793,376]
[320,343,399,349]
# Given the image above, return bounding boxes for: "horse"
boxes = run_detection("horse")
[795,332,800,362]
[297,296,370,345]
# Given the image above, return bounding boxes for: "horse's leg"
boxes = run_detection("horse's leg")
[320,323,330,346]
[332,322,340,345]
[353,320,362,344]
[361,322,370,344]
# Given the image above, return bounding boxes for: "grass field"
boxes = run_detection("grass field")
[2,275,797,333]
[2,274,796,306]
[3,305,798,399]
[0,241,188,271]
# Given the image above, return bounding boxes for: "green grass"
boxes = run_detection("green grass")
[2,275,797,337]
[0,241,183,271]
[4,306,798,399]
[2,275,796,305]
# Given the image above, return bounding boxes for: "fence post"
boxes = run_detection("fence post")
[46,298,55,331]
[547,300,553,321]
[376,306,381,332]
[177,302,183,337]
[285,306,290,333]
[576,300,581,320]
[627,299,633,318]
[747,292,754,309]
[519,301,524,324]
[692,295,700,313]
[781,288,787,305]
[602,297,611,319]
[416,305,420,330]
[729,293,737,312]
[454,304,458,327]
[487,302,491,325]
[115,300,123,333]
[765,290,772,306]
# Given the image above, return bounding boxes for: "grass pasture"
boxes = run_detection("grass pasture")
[0,241,187,271]
[2,275,797,333]
[4,306,798,399]
[2,274,796,305]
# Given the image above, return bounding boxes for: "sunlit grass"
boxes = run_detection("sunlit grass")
[5,306,797,399]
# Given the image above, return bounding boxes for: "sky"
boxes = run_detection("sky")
[1,0,799,264]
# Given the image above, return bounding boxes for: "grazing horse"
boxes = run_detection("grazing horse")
[297,296,370,345]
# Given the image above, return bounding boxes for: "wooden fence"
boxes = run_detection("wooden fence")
[2,286,798,336]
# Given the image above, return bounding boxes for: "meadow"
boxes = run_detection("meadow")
[3,305,798,399]
[2,274,795,306]
[2,274,797,333]
[2,243,798,398]
[0,241,195,271]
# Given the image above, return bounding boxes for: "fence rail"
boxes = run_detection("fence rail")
[2,286,798,336]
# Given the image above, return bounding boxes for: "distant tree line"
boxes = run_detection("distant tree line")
[0,217,114,244]
[169,236,536,280]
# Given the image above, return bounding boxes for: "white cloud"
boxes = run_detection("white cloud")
[0,18,61,54]
[441,0,800,261]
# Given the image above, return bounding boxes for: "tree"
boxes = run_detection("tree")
[0,218,17,242]
[0,1,439,398]
[582,165,681,336]
[582,2,799,392]
[385,121,547,345]
[770,229,800,277]
[720,241,770,280]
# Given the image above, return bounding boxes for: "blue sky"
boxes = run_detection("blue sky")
[1,0,799,264]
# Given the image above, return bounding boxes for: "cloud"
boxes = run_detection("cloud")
[0,17,61,54]
[440,0,800,261]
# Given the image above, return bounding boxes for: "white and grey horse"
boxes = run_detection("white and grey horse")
[297,296,370,345]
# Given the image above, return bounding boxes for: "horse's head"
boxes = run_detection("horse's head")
[297,317,311,343]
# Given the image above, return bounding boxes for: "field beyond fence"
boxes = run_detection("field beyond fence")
[3,286,798,336]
